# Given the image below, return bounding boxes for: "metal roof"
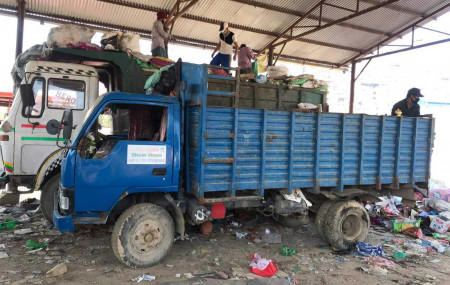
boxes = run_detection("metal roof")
[1,0,449,68]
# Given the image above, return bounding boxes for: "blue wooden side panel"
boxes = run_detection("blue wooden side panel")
[187,106,433,197]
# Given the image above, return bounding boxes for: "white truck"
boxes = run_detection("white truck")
[0,47,150,221]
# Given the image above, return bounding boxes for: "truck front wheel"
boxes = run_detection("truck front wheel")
[324,200,369,251]
[40,174,60,223]
[111,203,174,268]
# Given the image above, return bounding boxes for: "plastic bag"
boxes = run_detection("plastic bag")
[256,53,268,73]
[120,32,140,53]
[403,227,423,239]
[249,253,278,277]
[47,24,94,48]
[101,31,122,50]
[267,65,289,79]
[356,242,384,257]
[430,216,450,234]
[289,78,308,86]
[210,68,228,76]
[254,74,267,84]
[252,61,258,76]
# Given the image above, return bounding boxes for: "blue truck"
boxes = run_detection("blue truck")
[21,62,433,268]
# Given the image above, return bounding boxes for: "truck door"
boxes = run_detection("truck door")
[14,76,88,175]
[74,102,174,212]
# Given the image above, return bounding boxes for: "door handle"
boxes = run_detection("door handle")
[152,168,167,176]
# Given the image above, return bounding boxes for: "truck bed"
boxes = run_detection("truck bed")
[181,63,434,199]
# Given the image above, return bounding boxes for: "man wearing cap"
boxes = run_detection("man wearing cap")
[151,11,173,58]
[211,22,239,68]
[391,88,424,117]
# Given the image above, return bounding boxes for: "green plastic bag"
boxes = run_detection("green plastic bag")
[252,61,258,76]
[281,245,297,256]
[26,240,47,249]
[289,78,307,86]
[0,220,17,230]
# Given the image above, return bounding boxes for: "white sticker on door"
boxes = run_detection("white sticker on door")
[127,145,166,164]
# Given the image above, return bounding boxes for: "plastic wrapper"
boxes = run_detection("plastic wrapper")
[393,218,421,233]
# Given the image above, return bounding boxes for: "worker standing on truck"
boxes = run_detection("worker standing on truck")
[391,88,423,117]
[211,22,239,67]
[151,11,173,58]
[238,44,256,74]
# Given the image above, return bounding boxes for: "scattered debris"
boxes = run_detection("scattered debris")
[0,252,8,259]
[46,263,67,278]
[281,245,297,256]
[249,253,278,277]
[132,274,156,282]
[26,240,47,249]
[262,233,281,244]
[14,228,33,235]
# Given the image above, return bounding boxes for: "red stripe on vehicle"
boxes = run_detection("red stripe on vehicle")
[5,168,13,173]
[21,124,47,129]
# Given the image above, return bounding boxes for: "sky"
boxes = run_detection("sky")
[0,12,449,187]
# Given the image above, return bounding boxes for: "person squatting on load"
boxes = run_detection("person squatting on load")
[211,22,239,68]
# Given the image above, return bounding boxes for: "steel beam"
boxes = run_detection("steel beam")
[339,2,450,66]
[349,62,356,114]
[359,0,422,17]
[258,0,325,53]
[15,0,25,58]
[357,38,450,61]
[230,0,387,35]
[274,0,400,47]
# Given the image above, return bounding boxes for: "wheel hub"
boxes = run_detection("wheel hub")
[132,222,161,253]
[341,214,362,241]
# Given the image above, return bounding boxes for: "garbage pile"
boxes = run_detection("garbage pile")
[361,188,450,258]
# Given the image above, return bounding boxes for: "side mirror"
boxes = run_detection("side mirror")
[20,84,35,107]
[62,108,73,140]
[46,119,61,135]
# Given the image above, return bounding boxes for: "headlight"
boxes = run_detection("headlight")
[59,191,69,210]
[0,121,12,133]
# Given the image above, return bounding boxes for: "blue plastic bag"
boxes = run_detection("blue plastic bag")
[356,242,384,257]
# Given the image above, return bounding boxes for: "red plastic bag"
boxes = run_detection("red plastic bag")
[403,227,423,239]
[250,261,278,277]
[210,68,228,76]
[249,254,278,277]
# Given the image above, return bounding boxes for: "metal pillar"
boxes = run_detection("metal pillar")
[268,46,273,66]
[349,61,356,114]
[16,0,26,58]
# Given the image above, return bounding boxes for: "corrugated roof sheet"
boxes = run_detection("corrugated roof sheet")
[0,0,449,68]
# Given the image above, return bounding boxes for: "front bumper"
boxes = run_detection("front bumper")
[53,187,74,232]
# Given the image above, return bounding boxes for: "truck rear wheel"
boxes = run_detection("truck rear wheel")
[111,203,174,268]
[278,213,310,228]
[40,174,60,223]
[324,200,369,251]
[315,200,333,241]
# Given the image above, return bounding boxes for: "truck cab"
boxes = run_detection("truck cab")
[0,61,99,189]
[0,47,151,220]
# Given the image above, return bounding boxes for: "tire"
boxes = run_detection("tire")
[315,200,333,241]
[324,200,370,251]
[111,203,174,268]
[40,174,60,223]
[278,213,310,228]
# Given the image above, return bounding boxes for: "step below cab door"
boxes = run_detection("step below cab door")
[74,101,175,212]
